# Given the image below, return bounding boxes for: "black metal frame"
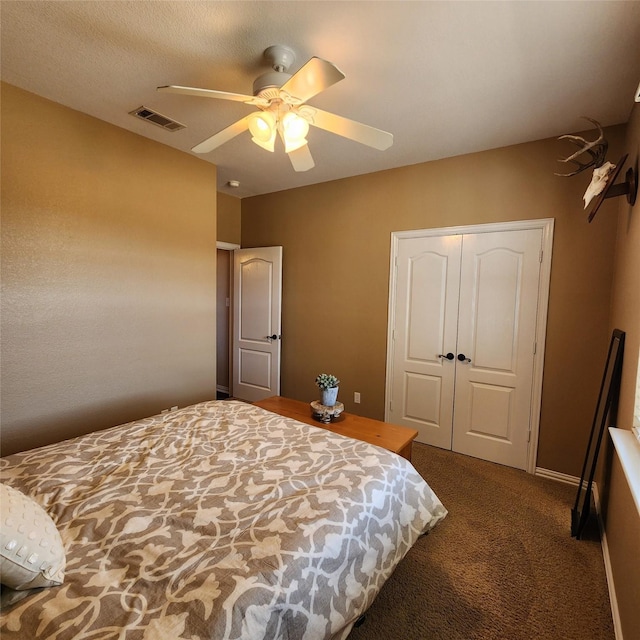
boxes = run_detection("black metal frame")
[571,329,625,538]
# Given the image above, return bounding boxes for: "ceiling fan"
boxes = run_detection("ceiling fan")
[157,45,393,172]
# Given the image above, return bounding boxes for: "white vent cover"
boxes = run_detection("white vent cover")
[130,106,186,131]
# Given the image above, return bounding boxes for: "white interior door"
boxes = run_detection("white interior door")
[386,221,552,471]
[452,229,542,469]
[387,235,461,448]
[232,247,282,401]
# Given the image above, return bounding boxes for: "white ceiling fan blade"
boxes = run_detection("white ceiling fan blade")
[304,107,393,151]
[157,85,267,107]
[192,115,251,154]
[288,143,315,172]
[280,57,345,103]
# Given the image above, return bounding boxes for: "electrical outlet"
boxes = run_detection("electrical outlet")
[354,392,361,403]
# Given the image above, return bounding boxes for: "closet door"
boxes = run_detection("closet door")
[452,229,542,469]
[387,235,461,448]
[387,224,548,471]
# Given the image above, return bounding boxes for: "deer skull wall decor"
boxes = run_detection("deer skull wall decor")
[582,160,617,208]
[554,117,615,209]
[554,116,637,222]
[555,116,638,222]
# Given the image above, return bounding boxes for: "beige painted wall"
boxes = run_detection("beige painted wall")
[242,128,625,478]
[1,84,218,455]
[217,192,241,245]
[601,101,640,640]
[605,455,640,639]
[607,103,640,442]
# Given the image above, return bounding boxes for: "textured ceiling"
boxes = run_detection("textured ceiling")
[2,1,639,198]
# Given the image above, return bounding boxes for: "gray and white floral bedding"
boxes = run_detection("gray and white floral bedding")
[0,400,446,639]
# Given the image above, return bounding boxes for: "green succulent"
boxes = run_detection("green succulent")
[315,373,340,390]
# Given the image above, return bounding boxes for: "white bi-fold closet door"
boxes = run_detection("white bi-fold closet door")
[386,220,553,471]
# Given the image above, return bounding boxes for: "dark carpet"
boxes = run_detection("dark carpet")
[348,443,614,640]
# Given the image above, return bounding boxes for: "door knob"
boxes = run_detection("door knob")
[266,334,279,340]
[457,353,471,363]
[438,352,455,360]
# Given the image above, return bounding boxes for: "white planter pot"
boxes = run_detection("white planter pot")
[322,387,339,407]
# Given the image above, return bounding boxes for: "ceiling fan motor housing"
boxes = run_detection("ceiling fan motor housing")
[253,45,296,97]
[264,45,295,71]
[253,71,292,97]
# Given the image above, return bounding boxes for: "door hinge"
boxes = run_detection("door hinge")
[539,249,543,263]
[533,341,537,355]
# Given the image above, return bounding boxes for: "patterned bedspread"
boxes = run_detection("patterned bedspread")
[0,400,446,639]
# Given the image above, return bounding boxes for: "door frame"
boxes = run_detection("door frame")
[216,241,240,397]
[385,218,554,474]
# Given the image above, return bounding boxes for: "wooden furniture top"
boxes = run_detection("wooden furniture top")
[253,396,418,459]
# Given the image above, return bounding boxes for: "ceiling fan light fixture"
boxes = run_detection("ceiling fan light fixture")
[248,111,276,152]
[284,137,309,153]
[282,111,309,139]
[282,111,310,152]
[251,135,276,152]
[248,111,275,140]
[161,46,392,167]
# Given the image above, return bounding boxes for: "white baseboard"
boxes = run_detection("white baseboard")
[592,483,623,640]
[535,469,622,640]
[534,467,580,485]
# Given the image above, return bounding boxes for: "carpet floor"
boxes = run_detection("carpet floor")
[348,443,615,640]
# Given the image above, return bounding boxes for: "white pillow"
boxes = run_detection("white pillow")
[0,483,65,590]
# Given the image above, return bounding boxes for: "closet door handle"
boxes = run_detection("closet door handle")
[266,334,280,341]
[438,352,455,361]
[457,353,471,363]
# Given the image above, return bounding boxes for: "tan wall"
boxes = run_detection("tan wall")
[607,103,640,442]
[601,102,640,640]
[217,192,241,245]
[1,84,218,455]
[605,455,640,639]
[242,129,626,477]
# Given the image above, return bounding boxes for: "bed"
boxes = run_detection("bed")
[0,400,446,639]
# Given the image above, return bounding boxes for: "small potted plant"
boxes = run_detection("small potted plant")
[315,373,340,407]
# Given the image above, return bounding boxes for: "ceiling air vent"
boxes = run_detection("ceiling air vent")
[130,106,186,131]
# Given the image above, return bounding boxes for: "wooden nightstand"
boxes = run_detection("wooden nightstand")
[254,396,418,462]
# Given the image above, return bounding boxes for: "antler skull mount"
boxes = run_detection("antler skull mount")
[554,117,608,177]
[554,116,637,221]
[555,117,616,209]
